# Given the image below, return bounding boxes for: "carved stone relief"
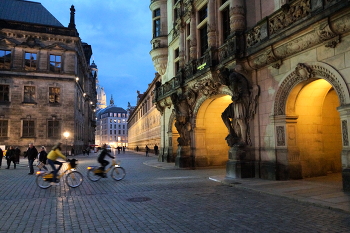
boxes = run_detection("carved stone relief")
[276,126,286,146]
[342,120,349,146]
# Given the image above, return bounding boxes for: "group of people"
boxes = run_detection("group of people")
[135,145,159,157]
[0,146,20,169]
[1,142,66,185]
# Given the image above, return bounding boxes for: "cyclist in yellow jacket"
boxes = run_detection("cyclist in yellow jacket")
[47,142,66,184]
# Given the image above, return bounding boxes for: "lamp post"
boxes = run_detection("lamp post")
[63,132,70,156]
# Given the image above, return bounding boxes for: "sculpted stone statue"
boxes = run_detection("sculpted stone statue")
[220,70,259,147]
[171,92,192,146]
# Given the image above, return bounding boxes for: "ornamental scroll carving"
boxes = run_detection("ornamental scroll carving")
[269,0,311,35]
[342,120,349,147]
[192,78,219,98]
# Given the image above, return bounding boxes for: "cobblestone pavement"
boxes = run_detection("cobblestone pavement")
[1,151,350,233]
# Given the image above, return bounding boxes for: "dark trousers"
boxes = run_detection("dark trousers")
[48,159,63,182]
[98,159,109,170]
[7,159,16,168]
[28,159,34,174]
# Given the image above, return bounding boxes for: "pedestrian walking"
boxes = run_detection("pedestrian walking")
[14,147,20,164]
[38,146,48,171]
[86,147,90,156]
[71,148,75,157]
[25,143,38,175]
[154,144,159,155]
[145,145,149,157]
[0,147,3,168]
[5,146,16,169]
[122,146,126,154]
[136,146,139,152]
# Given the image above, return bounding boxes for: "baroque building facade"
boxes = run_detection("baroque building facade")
[0,1,96,154]
[150,0,350,190]
[127,73,161,154]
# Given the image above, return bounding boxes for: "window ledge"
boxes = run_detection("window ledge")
[49,103,61,107]
[22,102,37,105]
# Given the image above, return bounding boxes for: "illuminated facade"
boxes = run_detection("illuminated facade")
[150,0,350,190]
[127,73,161,156]
[0,1,96,154]
[95,98,129,148]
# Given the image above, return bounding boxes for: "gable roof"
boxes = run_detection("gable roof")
[0,0,64,27]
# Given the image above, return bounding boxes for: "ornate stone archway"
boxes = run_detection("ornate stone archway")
[272,62,350,189]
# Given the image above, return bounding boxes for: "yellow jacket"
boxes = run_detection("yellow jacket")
[47,149,66,161]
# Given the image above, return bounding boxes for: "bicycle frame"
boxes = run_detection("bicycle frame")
[36,159,78,181]
[87,159,120,174]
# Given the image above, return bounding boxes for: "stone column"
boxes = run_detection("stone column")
[189,14,197,60]
[179,26,185,68]
[207,0,216,48]
[230,0,245,33]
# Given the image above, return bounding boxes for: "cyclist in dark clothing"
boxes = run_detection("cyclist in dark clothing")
[97,144,115,177]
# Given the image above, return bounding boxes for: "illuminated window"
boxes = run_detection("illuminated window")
[49,87,60,103]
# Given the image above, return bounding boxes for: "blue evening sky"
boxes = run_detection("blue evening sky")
[38,0,156,109]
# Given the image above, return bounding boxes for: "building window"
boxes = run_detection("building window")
[22,120,35,137]
[0,50,11,70]
[118,113,121,117]
[24,52,37,71]
[49,87,60,103]
[153,8,161,37]
[24,86,36,103]
[199,24,208,56]
[48,120,60,138]
[49,55,61,73]
[0,85,9,102]
[118,130,121,134]
[222,7,230,42]
[123,125,125,129]
[123,130,125,134]
[0,120,8,137]
[118,119,121,123]
[199,5,207,22]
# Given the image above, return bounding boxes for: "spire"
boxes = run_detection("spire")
[110,95,114,106]
[68,5,76,29]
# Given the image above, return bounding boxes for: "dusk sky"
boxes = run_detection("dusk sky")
[38,0,156,109]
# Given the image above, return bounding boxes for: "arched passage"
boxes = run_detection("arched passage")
[287,79,342,178]
[194,95,231,166]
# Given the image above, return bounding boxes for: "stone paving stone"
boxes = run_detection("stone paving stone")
[1,152,350,232]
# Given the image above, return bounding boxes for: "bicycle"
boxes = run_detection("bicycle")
[36,159,83,189]
[87,159,125,182]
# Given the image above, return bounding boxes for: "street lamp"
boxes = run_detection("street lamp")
[63,131,70,156]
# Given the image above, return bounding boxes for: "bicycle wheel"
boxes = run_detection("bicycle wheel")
[87,168,102,182]
[36,173,52,189]
[65,171,83,188]
[111,167,126,181]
